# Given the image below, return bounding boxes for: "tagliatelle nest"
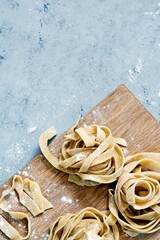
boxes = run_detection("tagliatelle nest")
[39,119,127,186]
[48,207,119,240]
[109,152,160,237]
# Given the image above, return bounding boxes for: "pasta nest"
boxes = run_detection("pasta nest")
[39,120,127,186]
[48,207,119,240]
[109,153,160,236]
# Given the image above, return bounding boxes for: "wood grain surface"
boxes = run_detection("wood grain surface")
[0,84,160,240]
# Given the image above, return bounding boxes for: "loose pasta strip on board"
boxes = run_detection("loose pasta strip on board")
[0,210,31,240]
[0,175,53,239]
[0,175,53,217]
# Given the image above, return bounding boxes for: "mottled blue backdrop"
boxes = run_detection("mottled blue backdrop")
[0,0,160,184]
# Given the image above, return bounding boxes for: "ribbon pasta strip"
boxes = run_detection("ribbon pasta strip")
[48,207,119,240]
[0,175,53,217]
[109,152,160,237]
[39,120,127,186]
[0,209,31,240]
[0,175,53,240]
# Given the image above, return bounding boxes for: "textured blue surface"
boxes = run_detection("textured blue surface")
[0,0,160,184]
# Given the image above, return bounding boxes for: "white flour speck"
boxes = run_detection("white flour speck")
[27,165,32,170]
[10,191,15,196]
[61,195,73,204]
[42,233,49,240]
[143,11,153,16]
[150,101,157,106]
[28,126,37,133]
[131,137,134,141]
[156,42,160,48]
[128,58,143,83]
[7,204,12,209]
[122,148,128,155]
[76,153,85,160]
[21,170,29,177]
[0,219,4,227]
[135,58,143,73]
[86,232,94,240]
[128,69,135,83]
[31,230,37,238]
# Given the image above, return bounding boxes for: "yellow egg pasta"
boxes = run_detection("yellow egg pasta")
[39,120,127,186]
[0,210,31,240]
[48,207,119,240]
[0,175,53,240]
[109,152,160,237]
[1,175,53,217]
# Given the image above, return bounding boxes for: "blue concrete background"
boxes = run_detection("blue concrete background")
[0,0,160,184]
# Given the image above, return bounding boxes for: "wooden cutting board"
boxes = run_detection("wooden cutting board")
[0,84,160,240]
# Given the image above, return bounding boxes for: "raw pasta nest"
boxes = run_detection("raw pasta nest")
[109,152,160,237]
[48,207,119,240]
[39,120,127,186]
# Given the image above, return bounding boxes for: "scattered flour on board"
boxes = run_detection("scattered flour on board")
[31,230,38,239]
[42,233,49,240]
[61,195,73,204]
[91,106,105,121]
[92,110,96,115]
[103,105,110,109]
[17,170,29,177]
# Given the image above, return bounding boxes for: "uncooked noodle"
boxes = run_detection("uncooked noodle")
[1,119,159,240]
[109,152,160,236]
[48,207,119,240]
[39,120,127,186]
[0,175,53,239]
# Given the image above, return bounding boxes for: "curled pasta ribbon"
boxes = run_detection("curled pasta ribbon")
[0,178,31,240]
[0,210,31,240]
[109,152,160,237]
[48,207,119,240]
[0,175,53,239]
[0,175,53,217]
[39,120,127,186]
